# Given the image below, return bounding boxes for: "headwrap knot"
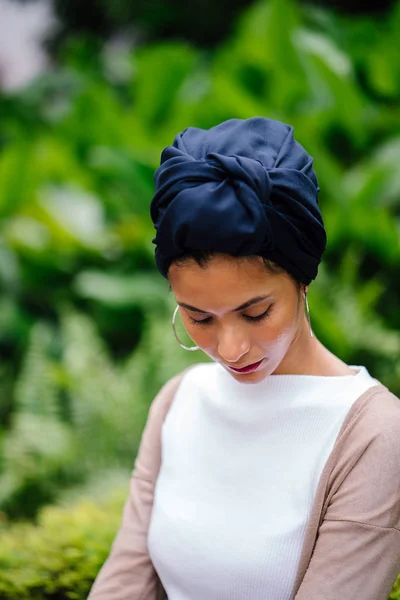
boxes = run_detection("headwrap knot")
[150,117,327,284]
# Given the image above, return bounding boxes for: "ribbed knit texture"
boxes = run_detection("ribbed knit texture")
[147,363,377,600]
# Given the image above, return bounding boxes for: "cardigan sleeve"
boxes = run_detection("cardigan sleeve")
[86,372,186,600]
[294,394,400,600]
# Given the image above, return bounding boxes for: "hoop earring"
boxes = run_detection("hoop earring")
[172,305,200,351]
[304,290,314,338]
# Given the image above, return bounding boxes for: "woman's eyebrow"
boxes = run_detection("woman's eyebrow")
[177,295,273,313]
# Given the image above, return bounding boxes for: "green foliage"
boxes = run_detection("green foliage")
[0,304,200,518]
[391,574,400,599]
[0,483,127,599]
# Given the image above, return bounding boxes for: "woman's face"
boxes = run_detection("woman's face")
[168,254,311,384]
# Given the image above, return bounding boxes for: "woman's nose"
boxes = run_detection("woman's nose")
[217,326,250,364]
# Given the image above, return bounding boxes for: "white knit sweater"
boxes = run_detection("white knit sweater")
[147,362,377,600]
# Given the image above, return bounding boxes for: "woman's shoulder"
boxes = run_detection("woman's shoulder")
[324,383,400,530]
[345,383,400,437]
[333,383,400,457]
[330,383,400,487]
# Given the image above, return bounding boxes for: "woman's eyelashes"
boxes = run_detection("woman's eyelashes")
[187,306,272,326]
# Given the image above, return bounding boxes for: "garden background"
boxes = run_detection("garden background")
[0,0,400,597]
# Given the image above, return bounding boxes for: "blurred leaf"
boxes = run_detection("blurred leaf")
[73,270,167,309]
[133,42,200,130]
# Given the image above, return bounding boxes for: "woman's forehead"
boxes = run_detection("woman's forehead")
[169,255,291,309]
[169,254,268,285]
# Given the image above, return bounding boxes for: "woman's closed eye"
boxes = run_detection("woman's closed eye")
[187,306,272,326]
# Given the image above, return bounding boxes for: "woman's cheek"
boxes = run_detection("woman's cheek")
[257,323,278,344]
[256,319,293,352]
[196,331,215,351]
[183,321,211,349]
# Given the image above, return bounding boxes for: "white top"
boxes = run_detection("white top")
[148,362,378,600]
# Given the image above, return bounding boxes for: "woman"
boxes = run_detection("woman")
[88,117,400,600]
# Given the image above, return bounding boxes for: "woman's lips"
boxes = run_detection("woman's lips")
[228,359,264,374]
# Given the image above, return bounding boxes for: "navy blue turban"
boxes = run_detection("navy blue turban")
[150,117,327,284]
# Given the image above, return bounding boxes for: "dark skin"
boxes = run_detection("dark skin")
[168,253,354,385]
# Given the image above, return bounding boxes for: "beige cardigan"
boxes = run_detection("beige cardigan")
[88,369,400,600]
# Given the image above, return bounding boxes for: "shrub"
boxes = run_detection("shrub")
[0,483,127,600]
[391,575,400,600]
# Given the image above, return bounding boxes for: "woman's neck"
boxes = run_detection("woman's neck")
[274,323,354,377]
